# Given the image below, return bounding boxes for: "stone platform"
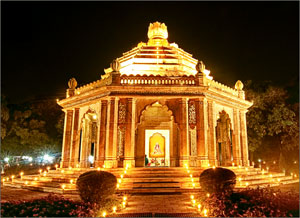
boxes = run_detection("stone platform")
[2,166,298,195]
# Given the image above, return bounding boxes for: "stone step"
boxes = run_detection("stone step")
[132,182,181,188]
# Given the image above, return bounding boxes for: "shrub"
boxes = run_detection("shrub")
[76,170,117,204]
[199,167,236,193]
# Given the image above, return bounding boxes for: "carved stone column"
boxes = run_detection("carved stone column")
[80,118,89,168]
[94,101,102,167]
[69,108,80,167]
[179,98,189,167]
[124,98,136,168]
[207,101,217,166]
[232,108,242,165]
[196,98,209,167]
[60,110,73,168]
[240,110,250,166]
[112,97,119,167]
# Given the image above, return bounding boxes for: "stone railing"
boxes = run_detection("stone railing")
[75,78,111,94]
[120,75,196,86]
[209,80,238,96]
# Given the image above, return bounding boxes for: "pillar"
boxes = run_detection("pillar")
[124,98,136,168]
[94,101,107,167]
[69,108,80,167]
[60,110,73,168]
[80,118,89,168]
[207,101,217,166]
[179,98,189,167]
[232,108,242,165]
[240,110,250,166]
[196,98,209,167]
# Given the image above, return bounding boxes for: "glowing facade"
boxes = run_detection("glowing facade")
[58,22,253,168]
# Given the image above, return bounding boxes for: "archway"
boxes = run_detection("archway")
[135,102,178,167]
[78,110,98,168]
[216,110,233,166]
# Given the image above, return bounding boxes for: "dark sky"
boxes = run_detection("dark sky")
[2,1,299,103]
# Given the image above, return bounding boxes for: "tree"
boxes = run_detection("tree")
[245,81,299,169]
[1,95,10,140]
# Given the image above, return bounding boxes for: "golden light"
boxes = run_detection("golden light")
[6,178,9,181]
[206,193,210,198]
[118,179,122,184]
[191,178,194,182]
[70,179,74,184]
[187,170,190,173]
[69,166,72,170]
[266,167,269,171]
[43,172,47,177]
[117,184,120,189]
[270,174,273,178]
[124,170,127,174]
[25,181,28,185]
[102,211,106,217]
[238,165,241,168]
[39,169,42,174]
[192,183,196,188]
[11,175,15,179]
[103,164,106,168]
[61,170,65,174]
[238,177,242,182]
[192,199,196,206]
[47,166,50,171]
[245,168,248,171]
[34,177,38,181]
[61,184,66,190]
[207,163,210,167]
[76,164,80,168]
[212,166,216,169]
[55,164,59,170]
[277,178,281,182]
[123,196,127,201]
[122,201,126,208]
[92,114,97,120]
[190,195,194,200]
[203,208,208,217]
[197,204,201,211]
[190,174,193,178]
[126,163,129,169]
[120,174,124,179]
[245,182,249,186]
[112,206,117,213]
[2,178,5,183]
[232,162,235,167]
[97,167,101,171]
[20,172,24,179]
[273,161,276,164]
[291,172,293,176]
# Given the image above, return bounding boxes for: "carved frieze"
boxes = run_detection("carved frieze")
[190,128,197,156]
[117,126,125,158]
[118,102,126,124]
[188,103,196,125]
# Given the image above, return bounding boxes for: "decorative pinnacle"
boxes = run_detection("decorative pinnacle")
[111,59,120,72]
[196,60,205,73]
[68,78,77,89]
[235,80,244,91]
[147,22,168,40]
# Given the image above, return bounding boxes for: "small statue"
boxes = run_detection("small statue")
[68,78,77,89]
[196,60,205,73]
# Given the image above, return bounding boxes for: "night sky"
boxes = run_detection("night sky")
[2,1,299,103]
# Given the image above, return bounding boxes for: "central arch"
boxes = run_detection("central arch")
[135,102,179,167]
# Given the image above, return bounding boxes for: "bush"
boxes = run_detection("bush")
[76,170,117,204]
[200,167,236,193]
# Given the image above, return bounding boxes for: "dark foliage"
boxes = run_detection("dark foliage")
[198,187,299,217]
[76,170,117,204]
[200,167,236,194]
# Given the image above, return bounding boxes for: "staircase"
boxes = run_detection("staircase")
[2,166,298,195]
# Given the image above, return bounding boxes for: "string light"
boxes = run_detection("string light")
[34,177,38,181]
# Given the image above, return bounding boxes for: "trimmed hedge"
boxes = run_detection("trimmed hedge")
[200,167,236,193]
[76,170,117,204]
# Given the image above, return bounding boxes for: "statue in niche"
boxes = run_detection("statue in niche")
[153,143,163,155]
[216,111,232,165]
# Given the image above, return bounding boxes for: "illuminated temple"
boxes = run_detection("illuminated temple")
[58,22,253,169]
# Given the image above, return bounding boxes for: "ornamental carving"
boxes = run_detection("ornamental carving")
[68,78,77,89]
[117,126,125,158]
[188,103,196,125]
[190,128,197,156]
[118,102,126,123]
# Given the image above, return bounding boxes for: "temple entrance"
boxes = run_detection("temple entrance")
[145,130,170,167]
[136,102,178,167]
[216,110,233,166]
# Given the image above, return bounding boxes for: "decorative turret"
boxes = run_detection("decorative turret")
[67,78,77,97]
[147,22,169,46]
[110,59,121,85]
